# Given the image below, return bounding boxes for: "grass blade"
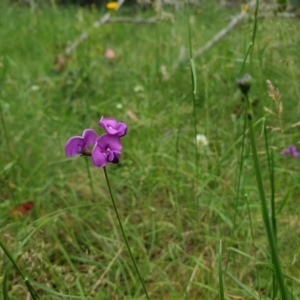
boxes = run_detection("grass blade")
[218,240,225,300]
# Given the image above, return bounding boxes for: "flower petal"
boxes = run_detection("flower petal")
[91,144,108,168]
[65,136,85,157]
[82,129,97,147]
[99,116,127,137]
[96,133,122,152]
[281,150,287,156]
[107,150,121,163]
[116,122,127,137]
[288,145,295,152]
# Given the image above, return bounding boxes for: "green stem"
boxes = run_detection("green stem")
[264,122,278,299]
[232,111,247,231]
[0,238,39,299]
[188,12,199,222]
[245,193,261,299]
[250,0,260,65]
[218,240,225,300]
[245,95,288,299]
[103,167,150,300]
[225,111,247,273]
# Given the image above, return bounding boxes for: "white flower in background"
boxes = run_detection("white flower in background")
[31,85,40,91]
[134,85,144,93]
[195,134,209,146]
[116,103,123,109]
[160,65,170,81]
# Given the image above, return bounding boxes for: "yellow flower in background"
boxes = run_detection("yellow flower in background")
[241,4,249,12]
[106,2,119,11]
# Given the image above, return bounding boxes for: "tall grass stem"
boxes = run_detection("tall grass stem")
[218,239,225,300]
[264,122,278,298]
[250,0,260,64]
[245,94,288,299]
[187,12,199,222]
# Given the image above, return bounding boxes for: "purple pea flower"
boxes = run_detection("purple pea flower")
[281,145,299,158]
[99,116,127,137]
[92,134,122,167]
[65,129,97,157]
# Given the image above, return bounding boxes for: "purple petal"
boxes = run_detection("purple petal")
[82,129,97,147]
[288,145,296,152]
[96,134,122,152]
[281,150,287,156]
[98,116,127,137]
[116,122,127,137]
[91,144,108,167]
[91,134,123,167]
[65,136,85,157]
[281,145,299,158]
[107,150,121,163]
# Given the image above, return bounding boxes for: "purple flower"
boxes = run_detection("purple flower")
[281,145,299,158]
[98,116,127,137]
[65,129,97,157]
[92,134,122,167]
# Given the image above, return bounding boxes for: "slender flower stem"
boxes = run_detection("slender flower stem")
[85,156,95,200]
[188,13,199,223]
[245,94,288,299]
[103,167,150,300]
[0,238,39,299]
[250,0,260,65]
[218,239,225,300]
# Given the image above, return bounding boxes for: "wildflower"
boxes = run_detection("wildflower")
[236,73,252,96]
[241,4,249,12]
[31,85,40,91]
[99,116,127,137]
[105,48,115,59]
[134,85,144,93]
[195,134,209,146]
[65,129,97,157]
[92,134,122,167]
[281,145,299,158]
[106,1,119,11]
[160,65,170,81]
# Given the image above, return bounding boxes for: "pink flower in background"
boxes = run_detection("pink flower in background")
[281,145,299,158]
[105,48,115,59]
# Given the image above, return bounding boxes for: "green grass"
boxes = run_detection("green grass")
[1,0,300,299]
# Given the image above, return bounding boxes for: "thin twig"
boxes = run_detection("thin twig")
[91,245,123,293]
[182,250,205,299]
[260,12,300,18]
[108,17,157,24]
[172,0,256,69]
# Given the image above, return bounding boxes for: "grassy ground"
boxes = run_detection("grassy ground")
[1,1,300,299]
